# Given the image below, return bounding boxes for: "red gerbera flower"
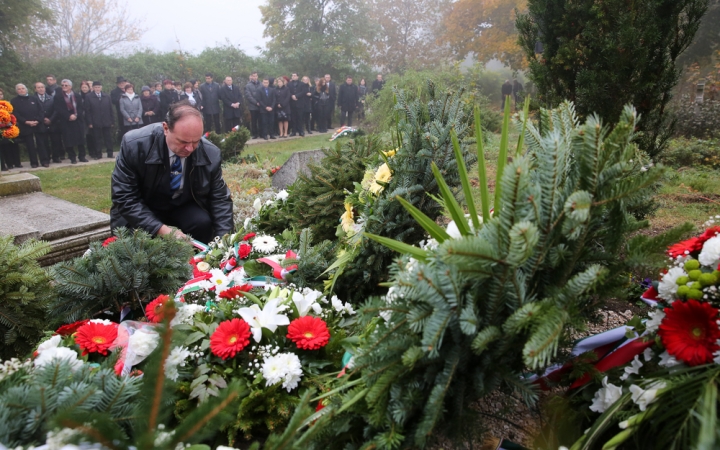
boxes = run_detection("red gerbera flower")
[75,322,118,356]
[658,299,720,366]
[210,318,251,359]
[238,243,252,259]
[102,236,117,247]
[667,226,720,258]
[242,232,256,241]
[146,294,170,323]
[287,316,330,350]
[218,284,253,300]
[55,319,90,336]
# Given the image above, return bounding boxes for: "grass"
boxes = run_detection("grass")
[651,166,720,231]
[32,135,348,213]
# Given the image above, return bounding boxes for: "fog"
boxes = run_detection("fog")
[123,0,268,55]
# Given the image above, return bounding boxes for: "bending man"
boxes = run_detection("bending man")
[110,100,233,243]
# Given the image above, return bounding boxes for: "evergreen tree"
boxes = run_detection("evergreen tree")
[516,0,709,158]
[49,228,194,325]
[0,236,52,359]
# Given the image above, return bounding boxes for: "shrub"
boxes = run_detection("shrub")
[660,136,720,169]
[671,96,720,139]
[0,237,52,359]
[206,126,252,163]
[49,228,194,325]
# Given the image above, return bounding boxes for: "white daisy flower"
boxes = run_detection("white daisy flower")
[253,235,278,254]
[208,269,231,293]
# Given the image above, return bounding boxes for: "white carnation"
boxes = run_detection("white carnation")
[589,376,623,413]
[170,304,205,327]
[128,329,160,358]
[89,319,114,325]
[657,266,686,301]
[644,308,665,333]
[275,190,289,202]
[34,347,83,372]
[261,352,303,392]
[36,335,62,354]
[698,235,720,267]
[165,346,191,381]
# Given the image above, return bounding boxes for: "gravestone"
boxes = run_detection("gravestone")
[0,174,111,265]
[271,149,326,190]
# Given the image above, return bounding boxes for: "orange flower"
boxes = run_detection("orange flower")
[0,110,11,124]
[2,126,19,139]
[0,100,13,113]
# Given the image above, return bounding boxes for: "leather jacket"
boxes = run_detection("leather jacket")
[110,123,234,237]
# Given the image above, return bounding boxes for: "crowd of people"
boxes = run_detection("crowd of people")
[0,72,387,171]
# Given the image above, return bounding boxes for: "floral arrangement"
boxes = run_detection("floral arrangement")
[268,165,281,176]
[568,217,720,450]
[0,100,19,140]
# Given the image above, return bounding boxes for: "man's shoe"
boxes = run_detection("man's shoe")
[93,156,101,160]
[42,163,50,168]
[15,164,23,168]
[270,136,277,139]
[107,153,113,158]
[31,164,39,168]
[1,167,8,171]
[71,160,77,164]
[307,131,312,135]
[299,133,305,137]
[263,137,268,140]
[289,133,296,137]
[79,158,89,163]
[52,159,61,163]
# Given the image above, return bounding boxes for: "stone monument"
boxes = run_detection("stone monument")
[271,149,326,190]
[0,173,111,265]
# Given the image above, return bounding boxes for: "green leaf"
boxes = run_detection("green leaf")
[474,105,491,221]
[451,129,480,229]
[431,162,470,236]
[471,326,501,355]
[564,190,593,223]
[494,95,512,214]
[696,380,718,450]
[515,96,530,157]
[183,331,206,346]
[396,196,450,243]
[364,233,429,261]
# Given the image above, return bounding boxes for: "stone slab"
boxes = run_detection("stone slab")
[39,226,111,266]
[0,192,110,242]
[0,173,42,197]
[271,149,327,190]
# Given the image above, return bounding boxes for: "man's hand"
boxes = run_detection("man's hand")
[44,118,51,125]
[69,114,77,121]
[291,95,297,101]
[157,225,187,240]
[88,124,93,128]
[266,106,272,112]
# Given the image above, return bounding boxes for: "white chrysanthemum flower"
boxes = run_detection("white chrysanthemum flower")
[128,329,160,358]
[89,318,114,325]
[658,351,681,368]
[331,296,355,315]
[644,308,666,333]
[36,335,62,354]
[620,355,643,381]
[170,304,205,327]
[275,190,289,202]
[253,235,278,254]
[261,354,286,386]
[209,269,231,293]
[261,352,304,392]
[699,235,720,267]
[165,346,191,381]
[629,381,666,411]
[34,347,83,371]
[589,376,623,413]
[657,266,687,301]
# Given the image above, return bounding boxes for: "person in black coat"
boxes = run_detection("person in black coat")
[110,100,233,244]
[110,76,128,142]
[199,73,221,133]
[53,79,87,163]
[257,78,276,140]
[34,82,62,164]
[312,78,330,134]
[159,79,180,120]
[338,76,359,127]
[11,83,50,167]
[501,80,513,109]
[85,80,115,159]
[324,74,336,129]
[140,86,160,125]
[290,74,310,136]
[218,76,244,133]
[79,82,98,159]
[371,74,385,97]
[179,82,203,111]
[274,78,291,138]
[244,72,261,139]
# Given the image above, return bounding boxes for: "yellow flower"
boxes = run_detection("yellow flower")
[382,148,397,158]
[369,163,392,195]
[341,203,355,233]
[196,261,211,272]
[0,100,13,114]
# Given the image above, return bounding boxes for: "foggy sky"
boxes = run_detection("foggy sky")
[124,0,268,55]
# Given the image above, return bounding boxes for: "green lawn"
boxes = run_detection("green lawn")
[35,162,115,213]
[247,133,348,166]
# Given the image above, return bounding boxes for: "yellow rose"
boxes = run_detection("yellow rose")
[369,163,392,195]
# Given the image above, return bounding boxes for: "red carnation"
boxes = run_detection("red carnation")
[668,226,720,258]
[102,236,117,247]
[146,294,170,323]
[218,284,253,300]
[55,319,90,336]
[242,233,256,241]
[238,243,252,259]
[287,316,330,350]
[210,318,251,359]
[75,322,118,356]
[659,299,720,366]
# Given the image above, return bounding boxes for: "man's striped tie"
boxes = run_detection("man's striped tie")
[170,156,182,193]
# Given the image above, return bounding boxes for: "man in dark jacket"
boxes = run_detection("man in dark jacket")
[324,74,337,130]
[371,74,385,97]
[199,73,221,133]
[11,83,50,168]
[244,72,262,139]
[501,80,513,109]
[111,76,128,142]
[110,100,233,243]
[45,75,59,97]
[257,78,276,140]
[287,73,302,136]
[218,76,244,133]
[85,80,115,159]
[34,82,61,163]
[338,76,359,127]
[53,79,88,164]
[159,79,179,120]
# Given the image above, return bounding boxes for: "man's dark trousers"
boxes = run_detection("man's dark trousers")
[250,110,261,138]
[19,132,49,166]
[341,109,354,127]
[155,202,213,244]
[224,117,240,133]
[204,113,221,133]
[261,113,274,138]
[93,127,114,157]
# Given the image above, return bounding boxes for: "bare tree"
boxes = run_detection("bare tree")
[27,0,146,58]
